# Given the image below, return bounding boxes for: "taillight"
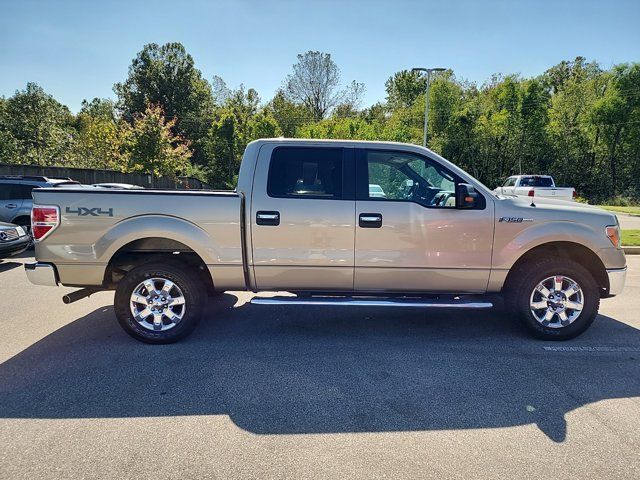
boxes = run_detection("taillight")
[572,190,577,199]
[527,189,535,197]
[31,205,60,241]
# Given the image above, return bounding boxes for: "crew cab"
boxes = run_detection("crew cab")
[25,139,626,343]
[495,175,576,201]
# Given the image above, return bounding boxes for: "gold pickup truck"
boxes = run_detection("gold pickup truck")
[25,139,627,343]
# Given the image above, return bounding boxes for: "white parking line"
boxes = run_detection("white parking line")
[543,346,640,352]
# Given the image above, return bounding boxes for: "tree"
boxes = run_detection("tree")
[121,104,191,178]
[266,90,312,137]
[0,83,75,166]
[385,70,426,110]
[75,99,125,169]
[114,42,214,166]
[283,51,364,121]
[202,84,282,187]
[590,64,640,196]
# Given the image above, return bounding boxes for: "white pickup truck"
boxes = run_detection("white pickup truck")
[495,175,576,201]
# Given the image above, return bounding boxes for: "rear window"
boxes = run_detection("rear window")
[520,176,553,187]
[267,147,343,199]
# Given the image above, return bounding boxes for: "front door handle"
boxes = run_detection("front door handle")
[256,211,280,226]
[359,213,382,228]
[5,204,17,209]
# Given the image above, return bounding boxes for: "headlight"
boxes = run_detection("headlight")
[16,226,26,237]
[606,225,621,248]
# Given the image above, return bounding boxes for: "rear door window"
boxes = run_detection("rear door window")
[268,147,343,199]
[12,184,35,199]
[0,183,33,200]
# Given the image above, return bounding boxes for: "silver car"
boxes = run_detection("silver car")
[0,175,79,234]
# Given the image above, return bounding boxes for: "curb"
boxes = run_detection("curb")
[623,246,640,255]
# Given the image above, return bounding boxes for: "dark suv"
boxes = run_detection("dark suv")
[0,175,79,234]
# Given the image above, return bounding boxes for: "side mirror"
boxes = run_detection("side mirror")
[456,183,478,209]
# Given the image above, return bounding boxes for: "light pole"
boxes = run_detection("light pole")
[412,67,446,147]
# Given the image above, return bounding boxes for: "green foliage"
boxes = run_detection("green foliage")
[385,70,426,109]
[121,104,191,178]
[0,83,75,166]
[266,90,312,137]
[201,85,282,187]
[621,230,640,246]
[114,42,214,166]
[74,98,126,169]
[1,47,638,202]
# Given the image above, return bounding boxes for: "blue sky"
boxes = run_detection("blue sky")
[1,0,638,112]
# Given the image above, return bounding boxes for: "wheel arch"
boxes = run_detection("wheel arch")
[103,237,215,293]
[11,214,31,226]
[503,241,609,296]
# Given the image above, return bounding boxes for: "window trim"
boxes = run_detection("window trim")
[266,146,354,201]
[355,148,486,210]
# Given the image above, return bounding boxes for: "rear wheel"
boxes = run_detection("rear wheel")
[506,257,600,340]
[114,261,204,344]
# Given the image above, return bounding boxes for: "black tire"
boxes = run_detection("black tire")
[505,257,600,340]
[114,261,205,344]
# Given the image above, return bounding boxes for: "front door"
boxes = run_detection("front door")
[354,148,495,293]
[250,144,356,291]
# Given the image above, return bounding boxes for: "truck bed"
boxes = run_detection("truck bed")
[31,188,246,289]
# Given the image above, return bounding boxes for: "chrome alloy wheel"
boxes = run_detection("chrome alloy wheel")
[129,278,186,331]
[529,275,584,328]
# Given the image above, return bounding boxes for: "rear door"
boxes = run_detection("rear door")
[354,148,494,293]
[250,144,356,291]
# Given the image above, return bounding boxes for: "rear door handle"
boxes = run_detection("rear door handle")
[256,211,280,226]
[5,204,17,209]
[359,213,382,228]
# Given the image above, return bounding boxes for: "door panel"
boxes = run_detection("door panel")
[354,149,494,293]
[250,144,355,291]
[355,200,494,292]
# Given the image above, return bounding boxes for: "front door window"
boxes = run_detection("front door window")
[364,151,457,208]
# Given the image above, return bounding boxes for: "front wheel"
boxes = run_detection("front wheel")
[114,261,205,344]
[506,257,600,340]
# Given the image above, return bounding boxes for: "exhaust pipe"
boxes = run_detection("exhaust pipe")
[62,288,102,304]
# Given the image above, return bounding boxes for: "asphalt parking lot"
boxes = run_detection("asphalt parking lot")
[617,213,640,230]
[1,254,639,479]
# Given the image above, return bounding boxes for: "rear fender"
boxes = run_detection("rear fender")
[98,215,218,265]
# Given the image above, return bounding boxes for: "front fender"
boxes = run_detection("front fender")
[493,220,608,270]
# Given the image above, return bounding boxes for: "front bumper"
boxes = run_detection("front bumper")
[0,237,30,258]
[607,267,627,296]
[24,262,59,286]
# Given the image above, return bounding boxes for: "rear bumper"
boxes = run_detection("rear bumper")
[24,262,59,286]
[607,267,627,296]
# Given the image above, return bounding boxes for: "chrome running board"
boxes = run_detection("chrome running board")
[250,296,493,309]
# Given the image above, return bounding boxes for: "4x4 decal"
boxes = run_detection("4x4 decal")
[66,206,114,217]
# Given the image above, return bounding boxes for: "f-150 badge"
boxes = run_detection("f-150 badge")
[499,217,533,223]
[66,206,114,217]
